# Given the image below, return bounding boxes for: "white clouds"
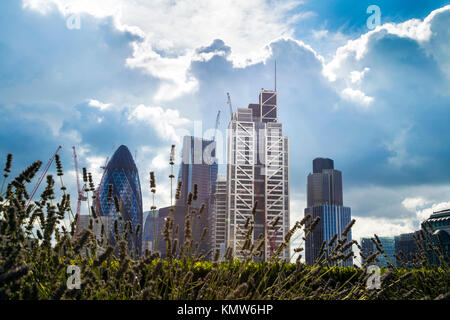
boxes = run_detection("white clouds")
[352,216,415,240]
[416,201,450,222]
[323,5,450,83]
[88,99,111,111]
[350,67,370,84]
[402,197,429,212]
[24,0,302,100]
[340,87,374,107]
[128,104,191,144]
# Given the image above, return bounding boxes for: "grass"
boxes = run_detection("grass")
[0,151,449,300]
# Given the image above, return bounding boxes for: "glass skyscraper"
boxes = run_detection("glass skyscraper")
[156,136,218,258]
[304,158,353,266]
[98,145,143,256]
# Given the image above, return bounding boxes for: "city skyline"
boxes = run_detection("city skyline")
[1,1,450,263]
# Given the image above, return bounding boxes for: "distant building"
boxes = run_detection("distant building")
[156,205,210,258]
[304,158,353,266]
[227,88,290,261]
[176,136,218,207]
[360,237,395,267]
[422,208,450,264]
[76,214,111,255]
[97,145,143,256]
[360,238,373,263]
[142,210,159,253]
[377,237,396,267]
[209,175,227,256]
[394,232,419,265]
[156,136,218,259]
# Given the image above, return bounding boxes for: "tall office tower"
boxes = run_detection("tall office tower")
[227,89,290,261]
[209,175,227,256]
[313,158,334,174]
[156,136,218,258]
[176,136,218,207]
[98,145,143,256]
[304,158,352,266]
[307,158,343,207]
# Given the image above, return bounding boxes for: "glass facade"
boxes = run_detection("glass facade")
[305,205,353,266]
[142,210,159,252]
[360,237,396,267]
[98,145,143,256]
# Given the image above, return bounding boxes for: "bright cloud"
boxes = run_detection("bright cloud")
[128,104,192,144]
[341,87,374,106]
[88,99,112,111]
[416,201,450,222]
[323,5,450,83]
[402,197,429,212]
[23,0,302,100]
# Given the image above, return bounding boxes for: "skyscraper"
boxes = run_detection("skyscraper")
[176,136,218,207]
[307,158,343,207]
[227,88,290,261]
[156,136,218,258]
[98,145,143,256]
[209,175,227,256]
[304,158,352,266]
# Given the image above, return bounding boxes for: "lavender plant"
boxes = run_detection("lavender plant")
[0,151,449,300]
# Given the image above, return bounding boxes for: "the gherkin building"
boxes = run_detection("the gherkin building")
[98,145,143,256]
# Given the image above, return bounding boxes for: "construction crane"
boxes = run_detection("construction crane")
[72,146,87,216]
[25,146,62,210]
[227,92,233,120]
[212,110,221,142]
[95,156,109,215]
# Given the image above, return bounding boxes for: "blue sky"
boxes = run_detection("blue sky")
[1,0,450,256]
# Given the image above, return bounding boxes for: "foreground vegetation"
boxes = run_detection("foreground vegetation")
[0,153,449,300]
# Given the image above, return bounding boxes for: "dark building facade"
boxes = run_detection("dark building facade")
[209,175,227,255]
[307,158,343,207]
[98,145,143,256]
[155,136,218,258]
[156,205,210,258]
[313,158,334,174]
[421,209,450,264]
[176,136,218,207]
[394,232,419,265]
[304,158,352,266]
